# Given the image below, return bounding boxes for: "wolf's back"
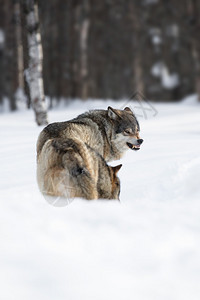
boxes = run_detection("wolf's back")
[36,110,112,161]
[36,121,69,158]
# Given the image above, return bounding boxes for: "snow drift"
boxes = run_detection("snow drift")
[0,98,200,300]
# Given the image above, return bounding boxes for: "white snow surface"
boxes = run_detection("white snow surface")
[1,99,200,300]
[151,62,180,89]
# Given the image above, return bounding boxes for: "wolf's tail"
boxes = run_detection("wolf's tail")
[37,138,98,200]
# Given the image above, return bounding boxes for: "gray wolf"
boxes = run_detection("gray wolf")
[37,106,143,200]
[37,137,122,200]
[37,106,143,161]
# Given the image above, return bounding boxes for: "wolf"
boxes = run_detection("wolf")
[37,106,143,162]
[37,137,122,200]
[37,106,143,200]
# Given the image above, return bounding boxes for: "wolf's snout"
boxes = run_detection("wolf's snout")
[137,139,143,145]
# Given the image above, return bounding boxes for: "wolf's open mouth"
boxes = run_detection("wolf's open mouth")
[127,142,140,151]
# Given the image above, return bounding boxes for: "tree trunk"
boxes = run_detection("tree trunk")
[25,0,48,125]
[0,0,5,106]
[79,0,90,100]
[7,1,18,110]
[14,0,24,90]
[129,2,144,96]
[20,0,31,108]
[187,0,200,101]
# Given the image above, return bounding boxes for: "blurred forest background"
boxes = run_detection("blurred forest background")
[0,0,200,118]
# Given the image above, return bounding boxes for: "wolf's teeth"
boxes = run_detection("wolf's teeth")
[133,145,140,149]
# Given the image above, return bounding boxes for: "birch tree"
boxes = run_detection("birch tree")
[24,0,48,125]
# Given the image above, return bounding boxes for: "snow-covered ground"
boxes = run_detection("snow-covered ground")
[0,98,200,300]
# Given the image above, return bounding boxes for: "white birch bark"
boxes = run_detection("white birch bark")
[25,0,48,125]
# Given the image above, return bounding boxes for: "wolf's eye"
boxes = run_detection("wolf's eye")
[124,128,132,135]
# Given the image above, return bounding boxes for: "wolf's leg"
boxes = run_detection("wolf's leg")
[42,167,71,198]
[62,150,98,200]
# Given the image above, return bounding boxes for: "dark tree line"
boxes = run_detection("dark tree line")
[0,0,200,113]
[0,0,18,110]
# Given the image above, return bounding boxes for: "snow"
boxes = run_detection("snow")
[149,28,162,46]
[182,94,199,105]
[151,62,180,89]
[15,88,28,110]
[0,28,5,48]
[152,34,162,45]
[0,99,200,300]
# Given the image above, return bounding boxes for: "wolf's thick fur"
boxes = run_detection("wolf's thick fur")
[37,107,141,162]
[37,106,142,200]
[37,137,121,200]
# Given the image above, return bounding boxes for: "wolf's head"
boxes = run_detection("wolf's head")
[108,106,143,155]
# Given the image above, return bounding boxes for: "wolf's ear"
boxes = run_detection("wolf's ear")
[108,107,121,120]
[124,107,132,114]
[112,164,122,174]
